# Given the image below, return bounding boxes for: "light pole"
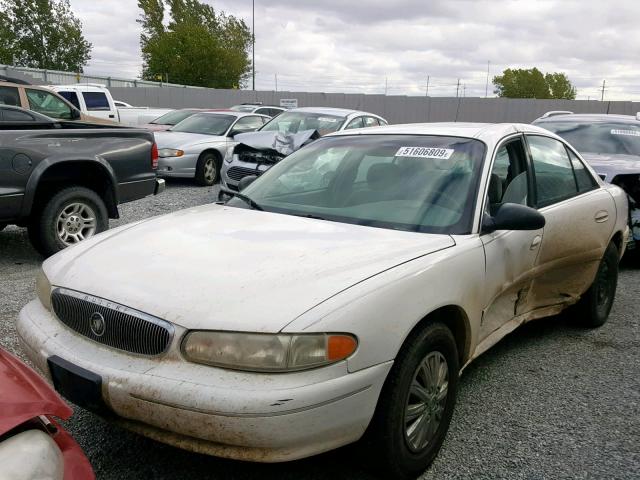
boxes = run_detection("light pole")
[252,0,255,91]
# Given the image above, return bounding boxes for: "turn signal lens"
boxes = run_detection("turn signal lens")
[327,335,358,361]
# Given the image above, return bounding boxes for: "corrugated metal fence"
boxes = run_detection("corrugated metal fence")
[3,64,639,124]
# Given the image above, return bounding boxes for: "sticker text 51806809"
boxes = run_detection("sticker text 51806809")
[395,147,455,159]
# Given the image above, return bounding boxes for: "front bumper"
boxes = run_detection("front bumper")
[18,300,391,462]
[157,153,199,178]
[221,156,273,189]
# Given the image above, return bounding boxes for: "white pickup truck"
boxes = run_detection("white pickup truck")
[48,84,173,127]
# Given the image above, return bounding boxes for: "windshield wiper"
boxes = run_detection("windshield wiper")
[292,213,327,220]
[219,187,263,211]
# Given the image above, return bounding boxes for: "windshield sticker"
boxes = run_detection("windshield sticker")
[611,129,640,137]
[318,117,339,122]
[395,147,455,159]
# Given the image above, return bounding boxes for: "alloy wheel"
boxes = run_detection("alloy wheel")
[56,202,97,246]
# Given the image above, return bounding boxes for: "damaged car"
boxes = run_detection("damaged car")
[18,123,627,479]
[533,112,640,254]
[0,347,94,480]
[220,107,387,194]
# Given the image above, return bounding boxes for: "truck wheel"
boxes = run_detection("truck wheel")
[362,322,459,480]
[195,152,218,186]
[574,242,618,328]
[28,186,108,257]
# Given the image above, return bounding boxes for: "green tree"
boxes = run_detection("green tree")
[0,10,15,64]
[138,0,252,88]
[1,0,92,71]
[493,68,576,99]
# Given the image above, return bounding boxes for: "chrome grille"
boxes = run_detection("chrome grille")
[227,166,262,181]
[51,288,173,356]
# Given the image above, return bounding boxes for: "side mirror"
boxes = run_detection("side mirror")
[238,175,258,192]
[70,108,81,120]
[482,203,545,234]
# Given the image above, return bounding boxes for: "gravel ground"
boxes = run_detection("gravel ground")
[1,179,639,480]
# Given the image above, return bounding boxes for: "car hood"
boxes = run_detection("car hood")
[154,130,226,148]
[45,204,455,332]
[0,348,72,436]
[234,129,320,156]
[580,153,640,180]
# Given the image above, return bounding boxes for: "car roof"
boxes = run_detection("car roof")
[288,107,372,118]
[534,113,640,124]
[328,122,556,142]
[193,111,270,118]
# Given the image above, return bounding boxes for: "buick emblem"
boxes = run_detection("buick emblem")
[89,312,106,337]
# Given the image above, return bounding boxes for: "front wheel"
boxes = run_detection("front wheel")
[195,152,219,186]
[574,242,619,327]
[363,322,459,479]
[28,186,108,257]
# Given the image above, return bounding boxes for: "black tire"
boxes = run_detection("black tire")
[27,186,108,257]
[574,242,619,328]
[362,322,459,480]
[195,152,219,186]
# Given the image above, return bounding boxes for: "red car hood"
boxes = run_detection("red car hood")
[0,348,72,435]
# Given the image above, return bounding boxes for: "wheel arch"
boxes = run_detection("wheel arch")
[402,305,472,368]
[199,148,224,171]
[22,159,118,219]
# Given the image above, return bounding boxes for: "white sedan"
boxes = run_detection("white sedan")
[18,123,628,479]
[154,111,270,185]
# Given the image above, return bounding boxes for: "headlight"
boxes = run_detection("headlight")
[0,429,64,480]
[182,331,358,372]
[36,269,52,311]
[158,148,184,158]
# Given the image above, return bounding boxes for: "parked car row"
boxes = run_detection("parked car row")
[10,113,630,479]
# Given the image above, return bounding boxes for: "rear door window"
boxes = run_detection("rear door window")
[567,148,597,192]
[0,86,20,106]
[82,92,110,111]
[364,117,380,127]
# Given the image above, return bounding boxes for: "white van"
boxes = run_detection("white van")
[48,84,173,126]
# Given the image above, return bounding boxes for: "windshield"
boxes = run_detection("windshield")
[538,121,640,156]
[230,105,256,112]
[152,110,199,125]
[260,111,344,136]
[170,113,235,135]
[229,135,486,234]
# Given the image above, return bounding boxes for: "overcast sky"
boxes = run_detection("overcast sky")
[68,0,640,100]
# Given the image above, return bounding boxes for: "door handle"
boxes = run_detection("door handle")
[594,210,609,223]
[109,114,115,118]
[530,235,542,250]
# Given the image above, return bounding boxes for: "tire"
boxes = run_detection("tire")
[27,186,108,257]
[362,322,459,480]
[574,242,619,328]
[195,152,219,186]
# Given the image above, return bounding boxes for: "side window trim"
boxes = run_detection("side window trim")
[564,144,598,194]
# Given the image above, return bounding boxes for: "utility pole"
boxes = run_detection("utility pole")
[456,78,460,97]
[385,77,388,95]
[252,0,255,91]
[275,73,278,92]
[600,80,606,101]
[463,84,466,97]
[425,75,430,96]
[485,60,490,97]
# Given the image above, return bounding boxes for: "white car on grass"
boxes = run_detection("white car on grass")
[19,122,628,479]
[154,111,270,185]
